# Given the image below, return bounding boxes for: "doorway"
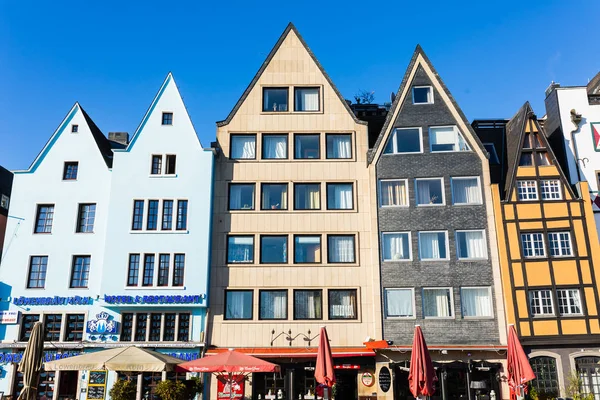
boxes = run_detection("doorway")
[58,371,79,400]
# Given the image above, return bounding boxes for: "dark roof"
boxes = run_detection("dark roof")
[368,45,486,164]
[588,71,600,95]
[216,22,366,127]
[0,165,13,196]
[80,105,114,168]
[503,102,530,195]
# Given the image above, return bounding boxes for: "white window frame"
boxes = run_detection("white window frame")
[460,286,494,319]
[418,230,449,261]
[422,287,455,319]
[516,180,538,201]
[415,177,446,206]
[378,179,409,207]
[548,232,573,257]
[412,86,434,105]
[521,232,546,258]
[429,125,470,153]
[529,289,554,317]
[540,179,562,200]
[384,288,416,319]
[556,289,583,316]
[455,229,488,260]
[384,127,423,154]
[382,232,412,262]
[450,176,482,205]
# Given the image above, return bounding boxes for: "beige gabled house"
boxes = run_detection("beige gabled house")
[207,23,382,399]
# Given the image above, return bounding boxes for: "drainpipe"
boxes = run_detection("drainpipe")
[569,109,584,182]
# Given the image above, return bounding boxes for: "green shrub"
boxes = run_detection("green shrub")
[109,379,137,400]
[155,380,187,400]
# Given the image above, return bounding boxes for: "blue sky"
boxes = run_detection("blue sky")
[1,1,599,170]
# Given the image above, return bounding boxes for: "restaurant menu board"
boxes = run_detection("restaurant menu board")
[87,370,107,400]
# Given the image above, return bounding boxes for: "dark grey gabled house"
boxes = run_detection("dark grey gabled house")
[368,46,508,400]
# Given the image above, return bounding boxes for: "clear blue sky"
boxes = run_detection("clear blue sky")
[1,0,599,170]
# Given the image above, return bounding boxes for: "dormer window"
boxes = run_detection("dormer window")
[412,86,433,104]
[71,124,79,133]
[162,112,173,125]
[263,88,288,112]
[430,126,470,152]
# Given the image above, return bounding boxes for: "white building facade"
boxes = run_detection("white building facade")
[0,74,214,400]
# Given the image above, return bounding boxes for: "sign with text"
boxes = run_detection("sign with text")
[0,311,19,324]
[103,294,205,305]
[12,296,93,306]
[87,371,107,400]
[217,375,245,399]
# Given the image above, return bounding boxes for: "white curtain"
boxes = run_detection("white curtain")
[295,185,320,209]
[231,136,255,159]
[328,184,352,209]
[328,236,355,263]
[331,291,356,318]
[452,178,481,204]
[327,135,351,158]
[383,234,408,260]
[381,181,407,206]
[386,289,413,317]
[416,180,442,205]
[420,232,443,259]
[263,136,287,159]
[261,291,287,319]
[229,185,253,209]
[423,289,451,317]
[228,237,253,263]
[458,231,486,259]
[227,292,252,319]
[295,88,319,111]
[462,288,492,317]
[295,291,322,319]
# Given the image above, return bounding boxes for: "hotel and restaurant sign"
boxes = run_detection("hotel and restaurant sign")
[9,294,206,307]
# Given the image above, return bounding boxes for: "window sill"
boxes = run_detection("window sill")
[415,204,446,207]
[382,152,424,156]
[420,258,450,262]
[383,259,412,262]
[424,316,455,320]
[129,230,189,234]
[430,150,472,154]
[559,313,585,318]
[385,316,416,320]
[226,263,360,268]
[380,205,410,209]
[62,179,78,182]
[124,286,187,290]
[74,232,95,234]
[457,258,489,262]
[452,203,483,206]
[462,316,495,320]
[149,174,178,178]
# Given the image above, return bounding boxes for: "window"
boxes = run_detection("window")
[483,143,500,165]
[262,134,288,159]
[157,254,170,287]
[162,200,173,230]
[70,255,90,288]
[63,162,78,180]
[262,183,288,210]
[536,152,551,166]
[326,183,353,210]
[135,313,148,341]
[328,235,355,263]
[143,254,155,286]
[521,233,545,258]
[295,134,320,159]
[132,200,144,230]
[385,289,414,318]
[127,254,140,287]
[419,231,448,260]
[229,184,255,210]
[120,313,134,341]
[382,232,411,261]
[1,194,9,209]
[294,87,320,111]
[530,357,559,397]
[326,134,352,159]
[71,124,79,133]
[294,183,320,210]
[260,236,288,263]
[64,314,85,342]
[176,200,188,230]
[151,155,162,175]
[150,313,162,341]
[263,87,288,112]
[379,180,408,207]
[122,313,189,342]
[294,235,321,263]
[178,313,190,341]
[163,314,176,341]
[519,153,533,166]
[523,132,543,149]
[529,290,554,316]
[230,135,256,160]
[430,126,470,152]
[20,315,40,341]
[225,290,253,320]
[384,128,422,154]
[44,314,62,341]
[34,204,54,233]
[415,178,445,205]
[162,112,173,125]
[294,290,322,320]
[228,236,254,263]
[412,86,433,104]
[451,177,482,205]
[461,287,493,317]
[557,289,582,315]
[173,254,185,287]
[147,200,159,230]
[456,230,487,260]
[548,232,572,257]
[259,290,288,320]
[76,203,96,233]
[165,155,176,175]
[540,180,561,200]
[328,289,357,319]
[423,288,453,318]
[517,180,538,200]
[27,256,48,288]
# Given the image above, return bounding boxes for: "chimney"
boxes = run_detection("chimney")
[108,132,129,145]
[545,81,560,97]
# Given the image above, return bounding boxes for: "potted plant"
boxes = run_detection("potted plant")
[109,379,136,400]
[155,380,187,400]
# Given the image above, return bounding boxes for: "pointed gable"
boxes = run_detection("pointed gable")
[368,45,486,165]
[217,22,365,127]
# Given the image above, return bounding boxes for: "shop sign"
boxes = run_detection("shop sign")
[217,374,245,399]
[86,312,119,342]
[0,351,81,364]
[12,296,93,306]
[87,370,107,400]
[0,311,20,324]
[103,294,205,305]
[378,366,391,393]
[361,371,375,387]
[162,352,199,361]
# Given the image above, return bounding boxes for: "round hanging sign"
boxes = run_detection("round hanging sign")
[361,371,375,387]
[379,366,391,393]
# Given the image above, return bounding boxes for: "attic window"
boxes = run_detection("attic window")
[162,112,173,125]
[263,88,288,112]
[412,86,433,104]
[523,133,544,149]
[71,124,79,133]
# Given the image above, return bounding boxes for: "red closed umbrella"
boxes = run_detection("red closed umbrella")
[408,325,437,397]
[315,326,336,394]
[507,325,535,400]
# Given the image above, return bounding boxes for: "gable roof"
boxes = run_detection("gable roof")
[368,45,487,165]
[588,71,600,95]
[216,22,366,127]
[80,106,114,167]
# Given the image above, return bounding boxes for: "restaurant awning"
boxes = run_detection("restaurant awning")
[205,347,375,358]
